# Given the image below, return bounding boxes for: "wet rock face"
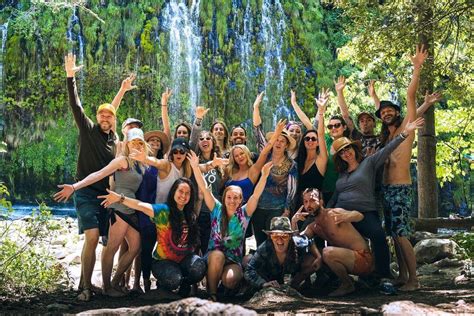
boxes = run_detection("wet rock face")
[414,238,459,264]
[77,298,256,315]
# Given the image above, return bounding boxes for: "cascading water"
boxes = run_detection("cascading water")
[67,9,84,92]
[260,0,291,128]
[162,0,202,121]
[232,0,253,75]
[0,22,8,134]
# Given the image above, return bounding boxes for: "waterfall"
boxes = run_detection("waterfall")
[260,0,291,128]
[232,0,253,75]
[162,0,202,121]
[387,72,399,105]
[67,9,85,92]
[0,22,8,135]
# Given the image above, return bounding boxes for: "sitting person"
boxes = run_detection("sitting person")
[189,151,273,301]
[244,217,321,291]
[98,178,206,296]
[298,189,373,297]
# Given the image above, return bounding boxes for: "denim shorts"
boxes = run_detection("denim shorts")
[74,187,109,236]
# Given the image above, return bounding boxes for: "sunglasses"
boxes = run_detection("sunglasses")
[270,233,291,241]
[327,123,342,130]
[199,136,212,141]
[338,147,352,155]
[304,136,318,142]
[172,149,186,155]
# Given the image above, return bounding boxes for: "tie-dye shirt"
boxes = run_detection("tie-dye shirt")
[151,203,194,263]
[208,201,249,263]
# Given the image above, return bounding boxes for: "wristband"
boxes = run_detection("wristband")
[400,132,408,139]
[195,118,203,126]
[72,185,76,192]
[119,194,125,204]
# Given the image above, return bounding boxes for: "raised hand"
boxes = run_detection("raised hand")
[253,91,265,109]
[261,161,273,177]
[195,106,210,119]
[275,118,287,135]
[290,90,297,106]
[291,205,308,223]
[98,189,121,208]
[368,80,376,98]
[403,117,425,135]
[187,150,200,169]
[424,91,442,105]
[410,44,428,68]
[315,88,330,112]
[161,88,172,106]
[211,153,229,167]
[64,53,83,78]
[129,148,146,163]
[121,73,137,92]
[54,184,75,202]
[334,76,346,93]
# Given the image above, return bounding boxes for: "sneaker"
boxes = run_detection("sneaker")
[379,281,397,295]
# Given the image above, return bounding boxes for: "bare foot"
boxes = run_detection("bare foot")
[77,289,92,302]
[392,277,408,286]
[103,287,127,297]
[328,283,355,297]
[399,281,420,291]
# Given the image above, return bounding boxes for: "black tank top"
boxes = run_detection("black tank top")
[294,163,324,213]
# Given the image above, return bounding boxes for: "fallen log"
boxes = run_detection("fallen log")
[414,217,474,233]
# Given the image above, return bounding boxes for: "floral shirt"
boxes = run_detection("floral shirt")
[208,201,249,263]
[151,203,194,263]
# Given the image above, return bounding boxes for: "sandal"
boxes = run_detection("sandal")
[77,288,92,302]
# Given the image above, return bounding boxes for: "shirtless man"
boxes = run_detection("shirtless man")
[375,44,436,291]
[297,189,373,297]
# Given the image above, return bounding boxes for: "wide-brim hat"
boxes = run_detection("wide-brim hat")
[122,117,143,130]
[265,129,296,151]
[145,130,170,153]
[126,128,145,142]
[357,111,376,123]
[333,137,361,154]
[375,100,401,119]
[263,216,298,234]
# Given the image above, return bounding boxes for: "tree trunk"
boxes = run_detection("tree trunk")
[416,0,438,219]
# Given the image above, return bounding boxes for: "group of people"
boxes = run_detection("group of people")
[55,44,441,301]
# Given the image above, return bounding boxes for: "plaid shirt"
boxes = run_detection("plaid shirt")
[244,240,301,289]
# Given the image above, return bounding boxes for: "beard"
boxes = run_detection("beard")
[232,138,245,145]
[99,121,112,132]
[383,114,399,126]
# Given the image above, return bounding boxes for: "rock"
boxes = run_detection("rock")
[54,250,67,260]
[433,258,464,268]
[382,300,450,315]
[410,231,436,245]
[47,303,70,312]
[417,264,440,275]
[414,239,459,264]
[62,253,81,265]
[246,285,312,309]
[77,298,256,315]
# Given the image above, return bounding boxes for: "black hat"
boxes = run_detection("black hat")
[375,101,401,119]
[122,117,143,129]
[171,137,190,152]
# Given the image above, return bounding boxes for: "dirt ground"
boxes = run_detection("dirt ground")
[1,273,473,315]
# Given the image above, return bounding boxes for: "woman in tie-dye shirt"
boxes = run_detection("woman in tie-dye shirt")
[98,177,206,296]
[189,151,272,301]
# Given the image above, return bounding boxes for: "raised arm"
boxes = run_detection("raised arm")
[290,90,313,130]
[161,88,173,142]
[252,91,264,127]
[111,74,137,110]
[334,77,355,132]
[316,89,329,173]
[54,157,125,202]
[188,151,216,211]
[416,91,442,118]
[405,44,428,125]
[189,106,209,151]
[368,80,381,109]
[129,148,171,170]
[98,189,154,217]
[246,161,273,216]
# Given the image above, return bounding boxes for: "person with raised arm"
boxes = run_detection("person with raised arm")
[97,177,206,297]
[189,105,211,152]
[59,53,135,301]
[378,44,437,291]
[295,90,329,209]
[189,150,273,301]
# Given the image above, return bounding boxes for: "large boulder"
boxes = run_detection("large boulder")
[77,298,256,315]
[382,300,474,315]
[414,238,459,264]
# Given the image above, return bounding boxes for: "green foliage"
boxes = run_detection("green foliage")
[451,232,474,260]
[0,184,70,297]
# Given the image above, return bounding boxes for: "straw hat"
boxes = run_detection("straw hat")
[144,130,170,153]
[265,129,296,151]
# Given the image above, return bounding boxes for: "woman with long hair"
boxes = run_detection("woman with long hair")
[98,177,206,296]
[189,151,273,301]
[210,120,230,154]
[54,128,150,297]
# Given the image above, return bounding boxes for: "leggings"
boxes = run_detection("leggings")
[352,211,391,278]
[198,211,211,255]
[151,254,207,291]
[140,224,157,280]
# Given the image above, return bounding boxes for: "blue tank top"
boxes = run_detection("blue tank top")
[225,177,254,203]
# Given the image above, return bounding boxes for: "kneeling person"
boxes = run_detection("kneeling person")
[301,190,374,297]
[245,217,321,291]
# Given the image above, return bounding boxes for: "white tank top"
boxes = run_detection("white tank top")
[155,163,183,203]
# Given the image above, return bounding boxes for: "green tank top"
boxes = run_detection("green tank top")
[322,135,337,193]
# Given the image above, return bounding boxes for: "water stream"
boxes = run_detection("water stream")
[0,22,8,134]
[66,8,85,93]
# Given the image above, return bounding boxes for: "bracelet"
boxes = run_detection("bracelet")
[72,185,76,192]
[119,194,125,204]
[400,132,408,139]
